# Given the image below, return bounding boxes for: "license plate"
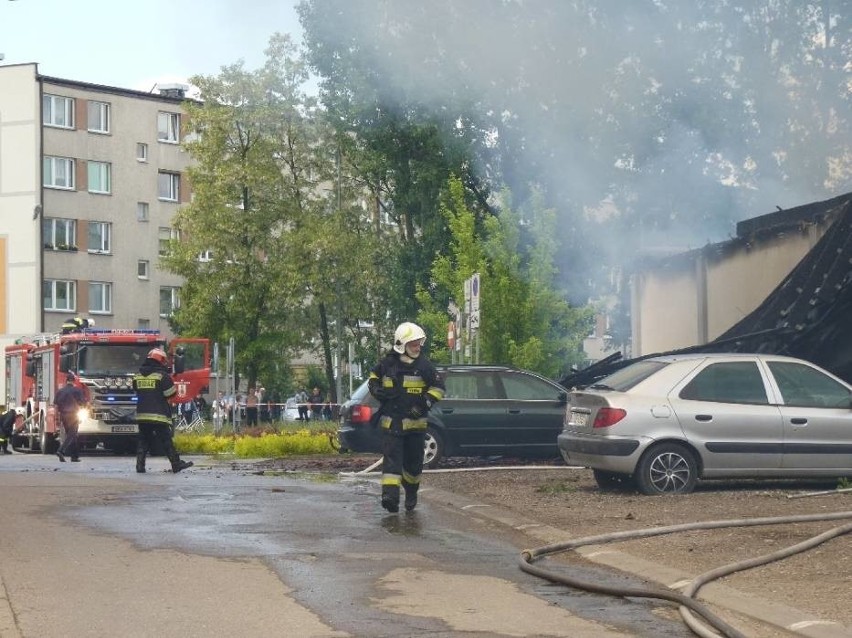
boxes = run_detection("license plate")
[572,412,588,427]
[111,425,137,433]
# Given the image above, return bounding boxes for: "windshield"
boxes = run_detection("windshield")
[76,344,153,376]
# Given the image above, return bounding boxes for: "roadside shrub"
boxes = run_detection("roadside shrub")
[173,430,335,458]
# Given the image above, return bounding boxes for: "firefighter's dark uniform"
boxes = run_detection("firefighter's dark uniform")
[368,352,444,512]
[133,360,192,474]
[0,407,16,454]
[55,381,86,461]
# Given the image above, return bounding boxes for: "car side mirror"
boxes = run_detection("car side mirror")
[558,391,568,405]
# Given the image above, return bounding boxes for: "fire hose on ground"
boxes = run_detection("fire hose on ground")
[341,458,852,636]
[520,510,852,638]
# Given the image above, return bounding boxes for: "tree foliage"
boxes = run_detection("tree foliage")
[417,178,593,378]
[298,0,850,307]
[164,34,387,399]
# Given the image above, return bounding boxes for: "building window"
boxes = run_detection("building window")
[137,318,151,329]
[43,94,74,128]
[43,279,76,312]
[43,217,77,250]
[137,202,149,222]
[159,286,180,317]
[137,260,150,279]
[157,112,180,143]
[198,249,213,262]
[87,101,110,133]
[158,171,180,201]
[136,143,148,162]
[89,282,113,313]
[43,156,75,190]
[158,226,179,256]
[88,221,112,253]
[87,161,111,194]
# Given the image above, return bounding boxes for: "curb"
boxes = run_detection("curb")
[422,484,852,638]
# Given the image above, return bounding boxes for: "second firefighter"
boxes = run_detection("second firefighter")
[133,347,193,474]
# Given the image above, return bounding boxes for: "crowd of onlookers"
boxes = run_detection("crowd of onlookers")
[204,385,337,431]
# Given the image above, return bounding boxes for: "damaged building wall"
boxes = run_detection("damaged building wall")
[631,202,841,356]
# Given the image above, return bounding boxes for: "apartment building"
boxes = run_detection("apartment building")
[0,62,192,399]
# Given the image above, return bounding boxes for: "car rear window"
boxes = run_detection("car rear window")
[593,360,669,391]
[351,381,371,401]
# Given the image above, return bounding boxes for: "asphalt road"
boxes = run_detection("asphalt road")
[0,452,702,638]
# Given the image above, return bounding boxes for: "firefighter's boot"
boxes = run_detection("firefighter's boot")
[162,437,192,473]
[172,459,194,473]
[136,439,148,473]
[404,486,418,512]
[381,486,400,513]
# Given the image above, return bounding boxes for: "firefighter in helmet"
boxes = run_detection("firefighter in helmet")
[368,322,445,513]
[132,347,193,474]
[61,316,95,334]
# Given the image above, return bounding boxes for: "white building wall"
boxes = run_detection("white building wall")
[631,214,835,356]
[0,63,41,403]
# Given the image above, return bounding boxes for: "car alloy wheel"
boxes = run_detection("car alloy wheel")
[636,443,697,495]
[423,427,444,469]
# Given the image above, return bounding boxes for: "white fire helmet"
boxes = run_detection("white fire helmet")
[393,322,426,354]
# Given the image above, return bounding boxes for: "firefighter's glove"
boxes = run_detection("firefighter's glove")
[410,395,433,418]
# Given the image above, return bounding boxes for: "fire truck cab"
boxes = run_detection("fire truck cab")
[4,325,209,454]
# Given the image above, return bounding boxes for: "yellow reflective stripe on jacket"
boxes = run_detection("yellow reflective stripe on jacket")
[402,375,427,390]
[136,413,172,425]
[426,386,444,401]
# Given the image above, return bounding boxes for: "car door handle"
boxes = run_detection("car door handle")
[790,417,808,425]
[508,409,521,414]
[695,414,713,422]
[440,408,454,414]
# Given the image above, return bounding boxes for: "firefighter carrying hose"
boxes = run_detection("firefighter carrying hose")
[368,322,445,513]
[132,347,193,474]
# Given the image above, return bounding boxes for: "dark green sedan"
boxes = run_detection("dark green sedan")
[338,365,568,467]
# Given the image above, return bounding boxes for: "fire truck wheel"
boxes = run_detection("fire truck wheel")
[39,423,56,455]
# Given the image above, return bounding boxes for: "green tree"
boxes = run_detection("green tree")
[417,178,592,378]
[164,33,375,397]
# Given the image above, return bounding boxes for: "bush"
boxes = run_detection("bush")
[173,430,336,458]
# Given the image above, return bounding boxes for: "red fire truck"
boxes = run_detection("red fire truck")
[4,323,210,454]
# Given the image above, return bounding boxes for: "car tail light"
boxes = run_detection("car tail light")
[593,407,626,428]
[349,404,373,424]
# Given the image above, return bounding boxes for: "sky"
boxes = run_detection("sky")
[0,0,304,92]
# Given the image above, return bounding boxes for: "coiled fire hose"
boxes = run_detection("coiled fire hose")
[520,510,852,638]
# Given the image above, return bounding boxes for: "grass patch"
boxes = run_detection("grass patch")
[535,481,577,495]
[174,429,336,458]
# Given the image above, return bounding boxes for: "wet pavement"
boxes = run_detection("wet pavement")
[0,453,704,637]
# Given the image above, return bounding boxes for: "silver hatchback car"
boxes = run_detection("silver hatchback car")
[558,353,852,494]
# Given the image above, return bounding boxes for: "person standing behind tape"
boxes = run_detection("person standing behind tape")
[133,348,193,474]
[368,322,445,513]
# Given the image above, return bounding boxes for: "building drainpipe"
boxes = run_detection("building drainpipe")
[695,251,708,345]
[37,71,45,332]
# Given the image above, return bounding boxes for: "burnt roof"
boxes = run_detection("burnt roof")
[560,192,852,388]
[711,193,852,382]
